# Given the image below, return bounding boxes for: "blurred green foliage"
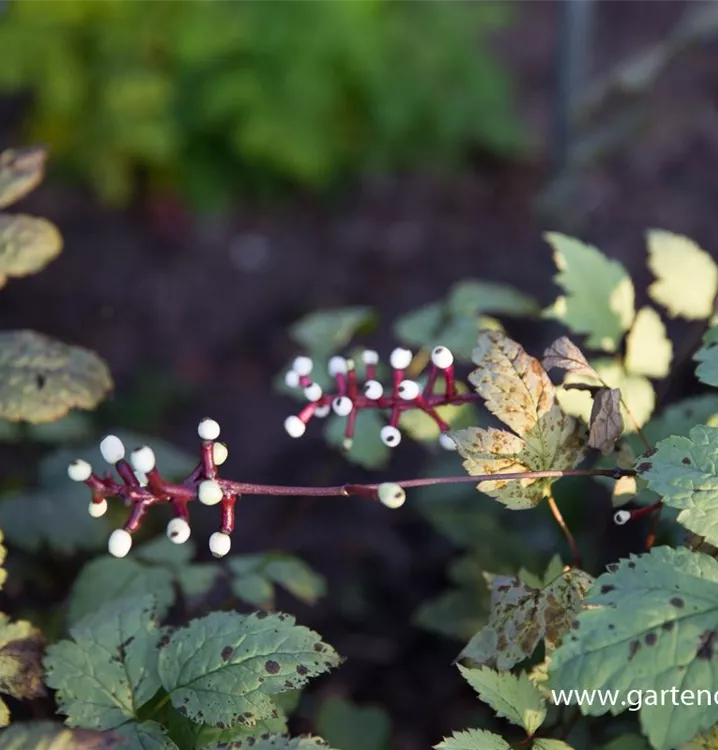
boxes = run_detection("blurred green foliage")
[0,0,522,209]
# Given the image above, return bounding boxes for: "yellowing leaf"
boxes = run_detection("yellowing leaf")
[0,530,6,592]
[0,330,113,422]
[683,726,718,749]
[543,233,635,352]
[588,388,623,455]
[0,214,62,288]
[0,146,47,210]
[647,230,718,320]
[452,332,586,509]
[0,614,46,726]
[624,306,672,378]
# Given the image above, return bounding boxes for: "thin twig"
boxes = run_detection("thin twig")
[547,490,582,568]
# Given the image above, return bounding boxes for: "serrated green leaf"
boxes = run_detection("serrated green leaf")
[0,720,115,750]
[0,614,45,726]
[448,279,538,318]
[637,394,718,449]
[316,696,390,750]
[157,611,340,728]
[0,214,62,288]
[638,424,718,546]
[549,546,718,750]
[66,556,175,626]
[694,325,718,387]
[194,717,290,749]
[543,233,635,352]
[452,332,586,509]
[44,595,162,730]
[0,146,47,210]
[325,410,389,469]
[115,721,179,750]
[625,306,672,378]
[458,665,546,734]
[460,567,594,670]
[532,742,574,750]
[289,307,377,357]
[647,230,718,320]
[435,729,511,750]
[201,737,336,750]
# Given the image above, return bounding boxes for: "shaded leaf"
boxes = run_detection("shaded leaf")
[0,146,47,209]
[157,611,340,728]
[0,614,45,726]
[633,394,718,450]
[0,720,115,750]
[263,556,326,605]
[325,410,389,469]
[647,230,718,320]
[44,595,162,730]
[694,325,718,387]
[115,721,179,750]
[316,696,391,750]
[289,307,377,357]
[624,306,672,379]
[0,529,6,591]
[458,665,546,734]
[231,573,275,608]
[548,546,718,750]
[201,737,337,750]
[448,279,539,318]
[532,743,575,750]
[0,330,112,423]
[683,727,718,749]
[394,302,444,349]
[435,729,511,750]
[0,215,62,288]
[588,388,623,455]
[543,233,635,352]
[542,337,599,379]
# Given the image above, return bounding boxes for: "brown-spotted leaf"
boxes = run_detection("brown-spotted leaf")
[0,330,113,423]
[459,567,594,671]
[543,337,599,380]
[0,214,62,287]
[0,146,47,209]
[0,721,117,750]
[0,614,46,726]
[0,530,6,592]
[588,388,624,455]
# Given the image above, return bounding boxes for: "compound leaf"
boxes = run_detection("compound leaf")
[458,665,546,735]
[647,230,718,320]
[435,729,511,750]
[115,721,179,750]
[543,233,635,352]
[157,610,340,728]
[548,546,718,750]
[289,307,377,358]
[0,146,47,209]
[0,614,46,726]
[0,720,115,750]
[0,330,112,423]
[694,326,718,387]
[452,332,586,509]
[624,306,673,379]
[638,424,718,546]
[44,595,162,730]
[0,214,62,288]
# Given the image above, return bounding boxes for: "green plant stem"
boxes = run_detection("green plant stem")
[547,490,582,568]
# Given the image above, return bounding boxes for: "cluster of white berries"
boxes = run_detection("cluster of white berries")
[283,346,458,451]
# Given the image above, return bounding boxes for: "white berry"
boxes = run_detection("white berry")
[314,404,331,418]
[380,425,401,447]
[439,433,457,451]
[213,442,229,465]
[284,416,306,438]
[209,531,231,558]
[614,510,631,526]
[328,356,347,376]
[198,418,221,441]
[108,528,133,558]
[431,345,454,369]
[378,482,406,509]
[88,499,108,518]
[100,435,125,464]
[68,459,92,482]
[397,379,420,400]
[363,380,383,400]
[284,369,300,388]
[304,383,323,402]
[362,349,379,366]
[390,347,413,370]
[198,479,224,506]
[166,518,191,544]
[130,445,156,474]
[332,396,353,417]
[292,356,313,376]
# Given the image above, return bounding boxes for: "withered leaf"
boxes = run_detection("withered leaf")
[0,146,47,210]
[0,214,62,287]
[543,336,600,379]
[0,614,46,726]
[589,388,624,455]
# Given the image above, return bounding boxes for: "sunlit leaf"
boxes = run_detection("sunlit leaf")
[542,337,599,379]
[624,306,672,379]
[683,726,718,749]
[0,146,47,209]
[0,214,62,288]
[588,388,623,455]
[0,614,45,726]
[0,721,115,750]
[435,729,511,750]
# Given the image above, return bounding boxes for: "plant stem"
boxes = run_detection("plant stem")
[547,490,582,568]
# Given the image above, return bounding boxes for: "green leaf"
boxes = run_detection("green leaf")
[394,302,444,348]
[682,726,718,749]
[0,214,62,288]
[316,696,391,750]
[548,546,718,750]
[638,424,718,546]
[66,556,175,626]
[602,736,651,750]
[0,330,112,423]
[647,230,718,320]
[24,412,94,443]
[460,567,594,670]
[44,595,162,730]
[289,307,377,357]
[624,306,672,379]
[637,394,718,449]
[543,233,635,352]
[448,279,539,318]
[157,610,340,728]
[175,563,222,600]
[325,410,389,469]
[400,378,477,442]
[0,146,47,210]
[0,614,46,726]
[414,586,488,642]
[200,737,337,750]
[115,721,179,750]
[263,555,326,605]
[458,665,546,735]
[0,720,115,750]
[231,573,275,608]
[452,332,586,509]
[435,729,511,750]
[694,325,718,387]
[532,742,575,750]
[194,716,289,748]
